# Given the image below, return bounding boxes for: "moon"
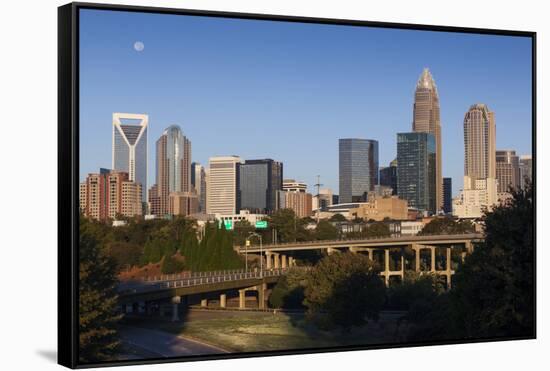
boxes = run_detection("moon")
[133,41,145,52]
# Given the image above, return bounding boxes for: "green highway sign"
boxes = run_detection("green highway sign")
[255,220,268,229]
[219,219,234,230]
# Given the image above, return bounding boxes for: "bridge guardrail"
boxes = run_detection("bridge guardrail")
[119,268,288,295]
[237,232,483,250]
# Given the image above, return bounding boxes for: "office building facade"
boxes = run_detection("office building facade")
[191,162,207,212]
[443,177,452,214]
[237,159,283,214]
[396,132,436,214]
[519,155,533,190]
[155,125,192,216]
[463,104,496,181]
[169,191,199,216]
[339,138,379,203]
[379,158,398,195]
[496,149,520,192]
[207,156,242,215]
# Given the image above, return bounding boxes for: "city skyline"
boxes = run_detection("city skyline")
[79,9,532,197]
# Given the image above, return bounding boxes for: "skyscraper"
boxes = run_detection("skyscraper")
[443,177,452,214]
[237,159,283,214]
[496,150,520,192]
[207,156,242,215]
[463,104,496,182]
[155,125,191,216]
[339,138,379,203]
[379,158,398,195]
[396,132,436,214]
[191,162,207,212]
[112,113,148,202]
[412,68,442,211]
[453,104,498,218]
[519,155,533,190]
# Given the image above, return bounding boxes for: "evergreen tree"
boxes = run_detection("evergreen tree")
[79,218,121,363]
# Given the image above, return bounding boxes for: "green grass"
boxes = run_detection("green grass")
[129,311,407,353]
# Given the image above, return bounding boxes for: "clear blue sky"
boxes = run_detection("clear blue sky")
[79,9,532,196]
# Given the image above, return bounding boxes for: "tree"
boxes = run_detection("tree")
[268,209,310,243]
[407,184,534,341]
[79,218,121,363]
[161,254,185,274]
[386,271,444,310]
[314,220,339,240]
[232,220,255,247]
[329,213,347,222]
[304,253,385,331]
[418,217,474,236]
[106,241,142,271]
[449,184,534,338]
[269,268,308,309]
[364,222,391,238]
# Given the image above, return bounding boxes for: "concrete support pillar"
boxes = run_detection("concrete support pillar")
[400,254,405,276]
[288,257,295,267]
[273,253,280,269]
[200,298,208,308]
[171,296,181,322]
[257,283,267,309]
[465,241,474,254]
[430,246,436,272]
[413,244,421,272]
[367,248,373,261]
[239,289,246,309]
[384,249,390,286]
[281,255,287,269]
[266,252,272,269]
[220,294,226,308]
[446,247,452,290]
[327,247,340,255]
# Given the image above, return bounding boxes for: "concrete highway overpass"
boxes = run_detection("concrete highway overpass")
[238,233,484,287]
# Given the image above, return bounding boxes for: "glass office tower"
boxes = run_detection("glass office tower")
[397,132,436,214]
[238,159,283,214]
[112,113,148,202]
[156,125,191,215]
[339,138,379,204]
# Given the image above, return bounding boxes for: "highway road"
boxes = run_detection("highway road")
[119,326,228,357]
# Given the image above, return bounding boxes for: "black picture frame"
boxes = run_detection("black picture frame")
[58,2,537,368]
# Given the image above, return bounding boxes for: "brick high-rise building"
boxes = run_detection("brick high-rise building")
[169,191,199,216]
[278,179,313,218]
[80,169,142,221]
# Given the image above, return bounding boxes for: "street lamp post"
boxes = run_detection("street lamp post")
[244,239,249,273]
[248,232,263,278]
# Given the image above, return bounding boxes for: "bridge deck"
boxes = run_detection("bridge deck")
[118,269,285,304]
[238,233,484,253]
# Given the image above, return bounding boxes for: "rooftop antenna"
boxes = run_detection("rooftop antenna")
[314,175,323,224]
